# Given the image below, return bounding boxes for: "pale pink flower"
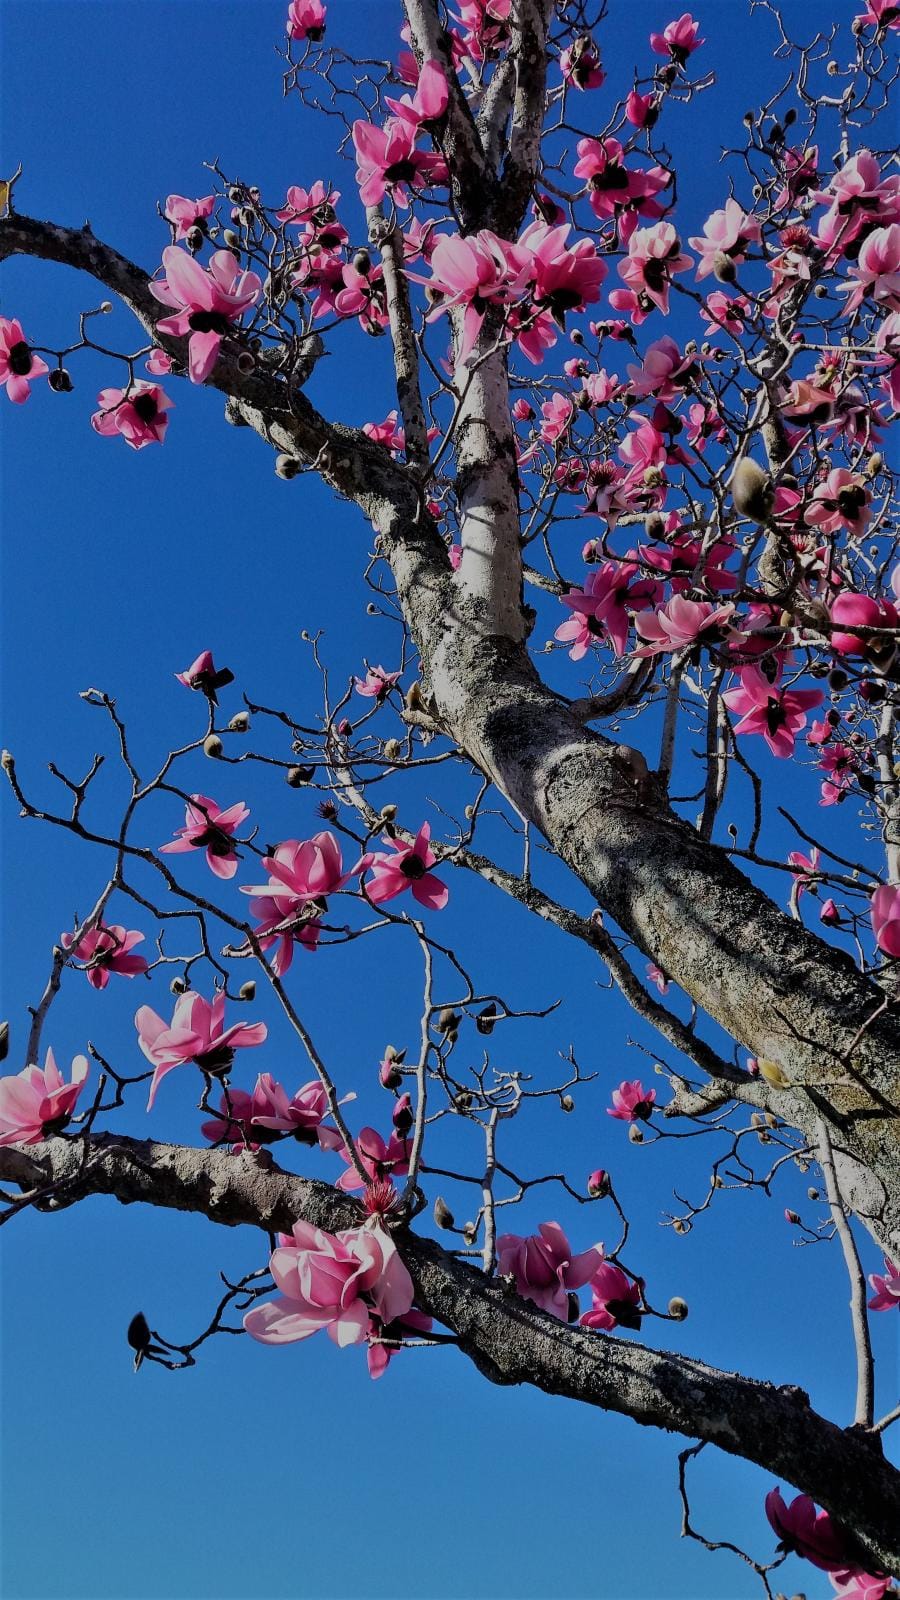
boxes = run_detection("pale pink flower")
[607,1079,656,1121]
[411,229,532,364]
[871,883,900,958]
[700,290,749,337]
[366,1307,433,1380]
[151,246,261,384]
[806,468,870,537]
[647,963,669,993]
[276,181,343,236]
[287,0,326,40]
[160,794,250,880]
[830,1574,892,1600]
[540,391,574,443]
[91,382,172,450]
[136,990,267,1111]
[497,1222,604,1318]
[243,1218,415,1352]
[334,259,390,332]
[573,137,669,228]
[649,13,704,61]
[633,596,734,656]
[723,667,823,758]
[580,1261,643,1331]
[174,648,234,703]
[354,664,401,699]
[559,37,605,90]
[814,151,900,261]
[145,348,173,375]
[626,336,697,401]
[764,1488,853,1573]
[164,194,215,241]
[689,199,761,280]
[788,848,820,898]
[0,1049,89,1145]
[618,223,693,316]
[360,822,449,911]
[841,222,900,314]
[0,317,49,403]
[867,1253,900,1310]
[61,923,149,989]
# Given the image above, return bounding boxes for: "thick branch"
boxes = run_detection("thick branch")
[3,1132,898,1575]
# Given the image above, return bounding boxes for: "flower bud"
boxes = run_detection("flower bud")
[433,1196,455,1230]
[48,367,73,393]
[223,228,241,250]
[475,1003,498,1035]
[203,734,224,759]
[239,980,257,1001]
[628,1124,644,1144]
[286,764,314,786]
[673,1218,688,1234]
[712,251,737,283]
[865,453,883,478]
[379,803,398,822]
[186,226,204,253]
[731,458,774,523]
[352,248,372,275]
[275,453,301,480]
[392,1092,414,1136]
[0,1021,8,1062]
[667,1296,689,1320]
[227,711,250,733]
[560,1093,575,1113]
[463,1220,478,1244]
[404,681,423,711]
[99,301,113,314]
[587,1168,610,1197]
[170,976,189,995]
[382,739,401,762]
[437,1007,460,1034]
[237,350,255,375]
[807,1186,819,1201]
[785,1209,801,1225]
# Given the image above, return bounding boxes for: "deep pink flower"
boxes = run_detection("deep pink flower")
[160,794,250,880]
[201,1073,335,1148]
[334,1125,411,1192]
[287,0,326,40]
[0,317,49,403]
[723,667,823,758]
[788,847,820,899]
[618,223,693,316]
[580,1261,643,1331]
[334,259,390,332]
[700,290,749,338]
[150,246,261,384]
[625,90,657,128]
[764,1488,852,1574]
[61,923,149,989]
[829,593,898,656]
[496,1222,604,1318]
[540,392,574,443]
[455,0,512,59]
[689,200,761,280]
[385,61,449,125]
[241,832,353,975]
[774,145,819,213]
[559,37,605,89]
[136,990,267,1111]
[647,962,670,993]
[0,1049,89,1145]
[164,194,215,241]
[174,649,234,703]
[649,13,704,62]
[243,1218,415,1353]
[633,596,735,656]
[518,220,607,327]
[411,228,532,364]
[871,883,900,958]
[819,743,859,807]
[366,1307,433,1380]
[867,1253,900,1311]
[607,1079,656,1121]
[806,469,871,538]
[588,1168,611,1197]
[91,382,172,450]
[557,562,660,660]
[573,138,669,228]
[354,664,401,699]
[626,336,696,401]
[361,822,449,911]
[841,223,900,314]
[856,0,900,29]
[351,118,446,210]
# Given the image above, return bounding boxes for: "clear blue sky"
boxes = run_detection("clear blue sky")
[1,3,896,1599]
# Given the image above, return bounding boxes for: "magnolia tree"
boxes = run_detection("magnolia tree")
[1,0,899,1593]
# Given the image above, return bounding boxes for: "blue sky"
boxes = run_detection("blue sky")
[1,3,897,1598]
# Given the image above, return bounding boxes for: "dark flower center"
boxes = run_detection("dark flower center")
[132,392,159,423]
[643,258,667,290]
[591,163,629,193]
[766,697,786,734]
[194,825,235,856]
[605,1299,643,1330]
[187,310,231,336]
[837,487,865,519]
[385,159,417,185]
[400,853,427,880]
[8,340,34,376]
[194,1045,235,1074]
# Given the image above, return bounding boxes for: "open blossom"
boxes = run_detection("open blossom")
[723,666,823,758]
[580,1262,643,1331]
[61,923,149,989]
[201,1073,337,1148]
[788,847,820,900]
[145,348,173,376]
[805,469,870,537]
[868,1253,900,1311]
[385,60,449,126]
[91,381,172,450]
[625,89,657,127]
[455,0,512,59]
[354,664,401,699]
[334,258,390,332]
[617,223,693,317]
[366,1307,433,1380]
[841,222,900,314]
[351,117,446,210]
[411,229,531,365]
[276,180,342,234]
[497,1222,604,1318]
[0,317,49,403]
[774,144,819,212]
[556,562,660,660]
[814,150,900,261]
[607,1079,656,1121]
[164,194,215,241]
[136,990,267,1111]
[649,13,704,61]
[689,199,761,280]
[626,336,697,401]
[856,0,900,28]
[518,220,607,327]
[764,1489,852,1574]
[160,794,250,880]
[174,648,234,702]
[830,1576,893,1600]
[701,290,749,337]
[633,597,735,656]
[871,883,900,958]
[335,1126,411,1193]
[829,593,898,657]
[360,822,449,911]
[243,1218,414,1357]
[540,392,574,443]
[559,36,604,89]
[818,744,859,807]
[241,832,353,975]
[150,246,261,384]
[573,137,669,230]
[0,1050,89,1145]
[287,0,326,40]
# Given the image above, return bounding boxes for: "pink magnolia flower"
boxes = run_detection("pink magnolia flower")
[385,60,449,125]
[360,822,449,911]
[856,0,900,29]
[160,794,250,880]
[276,181,343,237]
[806,468,871,538]
[819,744,859,807]
[0,317,49,403]
[607,1079,656,1121]
[351,118,446,210]
[867,1253,900,1311]
[91,381,172,450]
[626,336,697,401]
[174,648,234,703]
[871,883,900,958]
[61,922,149,989]
[518,220,607,327]
[455,0,512,60]
[625,90,657,128]
[618,223,693,316]
[164,194,215,241]
[788,847,821,899]
[649,13,704,62]
[334,1125,411,1192]
[556,562,660,659]
[136,990,267,1111]
[201,1073,336,1148]
[287,0,326,40]
[145,348,173,376]
[814,150,900,261]
[243,1218,415,1353]
[354,664,401,699]
[830,1575,893,1600]
[497,1222,604,1318]
[829,593,898,657]
[764,1488,852,1573]
[689,199,761,280]
[700,290,749,338]
[588,1168,611,1197]
[841,223,900,314]
[540,391,574,443]
[366,1307,433,1380]
[647,962,669,993]
[0,1049,89,1145]
[774,144,819,213]
[150,246,261,384]
[559,36,605,90]
[633,597,735,656]
[723,666,823,758]
[334,259,390,332]
[580,1261,643,1331]
[241,832,353,974]
[411,229,531,365]
[573,137,669,229]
